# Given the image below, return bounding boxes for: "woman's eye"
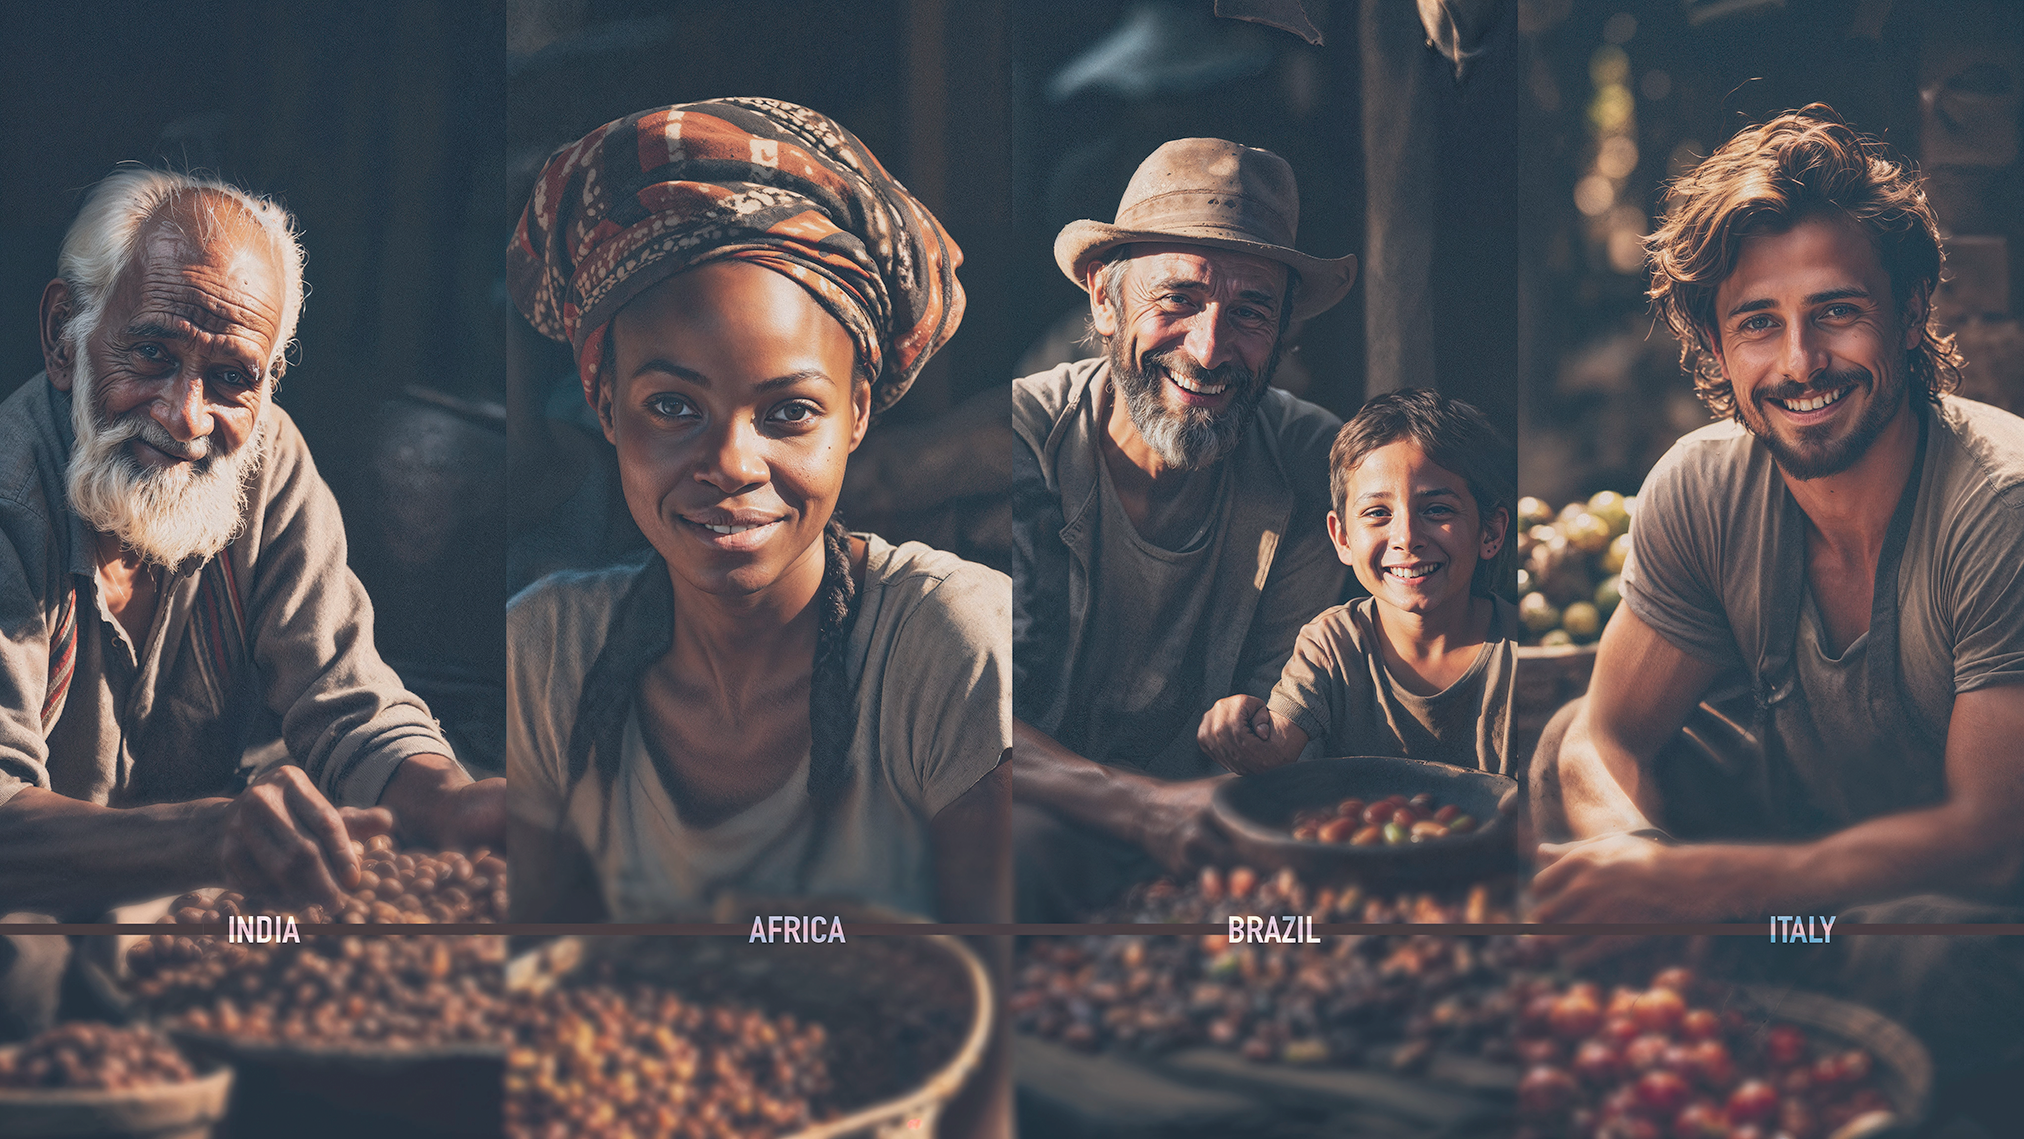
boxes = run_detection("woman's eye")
[1739,315,1773,333]
[1823,303,1857,319]
[769,401,820,425]
[645,394,695,419]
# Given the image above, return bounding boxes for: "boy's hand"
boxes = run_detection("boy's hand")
[1198,696,1303,775]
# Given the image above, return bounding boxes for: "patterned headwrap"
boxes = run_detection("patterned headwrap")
[508,98,964,417]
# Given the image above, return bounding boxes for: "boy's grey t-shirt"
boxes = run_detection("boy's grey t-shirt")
[1265,595,1519,774]
[506,535,1011,921]
[1619,397,2024,829]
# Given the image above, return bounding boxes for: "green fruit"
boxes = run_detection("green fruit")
[1519,592,1561,633]
[1594,575,1622,616]
[1587,490,1631,536]
[1562,601,1601,640]
[1601,532,1633,574]
[1540,629,1574,647]
[1565,512,1612,555]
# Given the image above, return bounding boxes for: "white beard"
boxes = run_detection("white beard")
[65,355,268,569]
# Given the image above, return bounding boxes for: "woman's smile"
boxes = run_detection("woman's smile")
[601,261,868,600]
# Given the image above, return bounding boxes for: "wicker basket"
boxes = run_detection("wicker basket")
[1731,985,1932,1139]
[0,1059,232,1139]
[510,917,993,1139]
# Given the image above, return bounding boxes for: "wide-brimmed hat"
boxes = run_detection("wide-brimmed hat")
[1055,138,1356,321]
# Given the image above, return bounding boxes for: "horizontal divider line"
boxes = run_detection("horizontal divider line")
[11,922,2024,936]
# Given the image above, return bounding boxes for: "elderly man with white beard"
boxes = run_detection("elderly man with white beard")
[0,171,502,1020]
[1011,139,1358,918]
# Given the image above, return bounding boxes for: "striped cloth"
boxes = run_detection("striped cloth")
[508,97,964,418]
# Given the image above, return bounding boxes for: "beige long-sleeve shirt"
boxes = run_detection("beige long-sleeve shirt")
[0,375,452,811]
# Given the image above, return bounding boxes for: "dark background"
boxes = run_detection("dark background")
[1515,0,2024,507]
[0,0,510,773]
[502,0,1533,587]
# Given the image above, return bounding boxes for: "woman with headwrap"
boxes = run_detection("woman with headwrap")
[503,99,1010,927]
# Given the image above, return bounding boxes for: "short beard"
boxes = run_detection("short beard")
[66,353,267,568]
[1741,362,1903,481]
[1108,339,1278,470]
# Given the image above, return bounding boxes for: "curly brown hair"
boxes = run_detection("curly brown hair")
[1645,104,1964,420]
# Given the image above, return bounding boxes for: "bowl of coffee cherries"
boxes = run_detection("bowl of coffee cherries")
[1212,755,1517,885]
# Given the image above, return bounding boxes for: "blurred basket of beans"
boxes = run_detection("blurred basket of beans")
[1511,492,1631,765]
[508,908,992,1139]
[0,1023,231,1139]
[122,839,509,1139]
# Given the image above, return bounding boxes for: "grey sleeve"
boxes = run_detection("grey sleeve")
[1947,502,2024,694]
[243,415,454,809]
[1009,439,1068,723]
[1265,612,1346,746]
[1235,517,1346,699]
[505,585,570,831]
[887,563,1012,819]
[0,518,54,806]
[1618,445,1743,668]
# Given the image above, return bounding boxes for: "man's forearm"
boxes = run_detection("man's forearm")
[1011,719,1157,846]
[0,788,227,915]
[1557,705,1665,837]
[1741,802,2022,914]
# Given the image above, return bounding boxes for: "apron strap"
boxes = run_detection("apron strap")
[1864,407,1939,753]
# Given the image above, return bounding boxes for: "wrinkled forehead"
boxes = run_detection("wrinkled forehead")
[1121,243,1290,295]
[118,194,287,356]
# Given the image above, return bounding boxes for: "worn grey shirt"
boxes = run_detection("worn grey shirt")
[1011,358,1346,780]
[1266,595,1518,774]
[506,535,1010,920]
[1621,397,2024,830]
[0,375,453,811]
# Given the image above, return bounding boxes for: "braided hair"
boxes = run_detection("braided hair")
[560,515,862,891]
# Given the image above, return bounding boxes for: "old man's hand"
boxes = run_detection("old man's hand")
[1136,776,1237,876]
[217,765,390,908]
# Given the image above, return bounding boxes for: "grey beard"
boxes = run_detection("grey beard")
[1108,342,1275,470]
[66,356,267,568]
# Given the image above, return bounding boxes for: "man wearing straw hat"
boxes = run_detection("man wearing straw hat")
[1011,138,1356,916]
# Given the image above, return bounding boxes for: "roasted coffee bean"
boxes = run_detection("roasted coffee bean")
[0,1023,197,1090]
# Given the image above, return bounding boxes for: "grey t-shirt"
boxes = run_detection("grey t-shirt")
[0,375,451,812]
[1011,358,1346,779]
[1266,595,1518,774]
[506,535,1010,920]
[1620,397,2024,830]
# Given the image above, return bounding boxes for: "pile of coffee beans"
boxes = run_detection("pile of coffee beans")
[1290,792,1479,845]
[0,1023,198,1091]
[504,982,836,1139]
[142,838,506,928]
[1506,968,1895,1139]
[1012,867,1541,1068]
[129,934,511,1049]
[125,838,510,1049]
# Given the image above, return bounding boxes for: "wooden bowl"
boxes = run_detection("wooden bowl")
[1211,755,1518,886]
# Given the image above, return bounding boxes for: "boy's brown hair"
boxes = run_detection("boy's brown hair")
[1330,389,1515,598]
